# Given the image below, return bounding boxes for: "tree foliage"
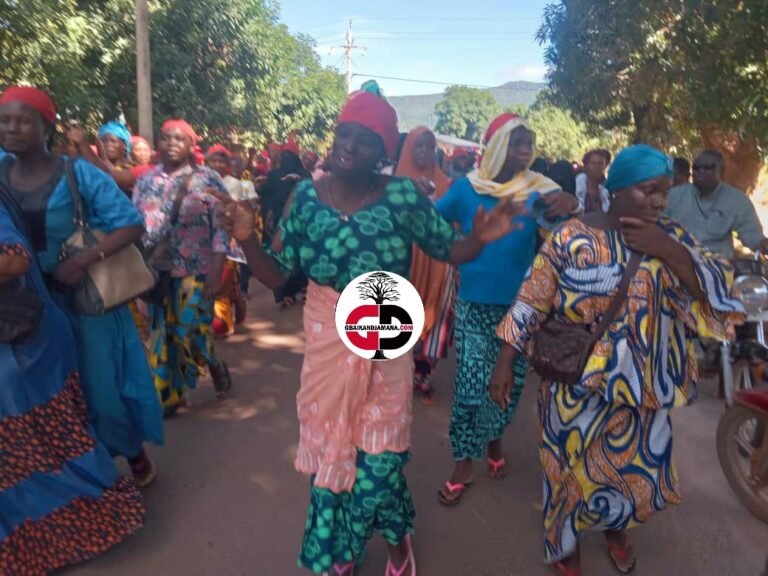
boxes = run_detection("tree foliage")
[434,86,503,143]
[537,0,768,189]
[525,103,616,161]
[0,0,346,148]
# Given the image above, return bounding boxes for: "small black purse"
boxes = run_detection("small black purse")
[0,182,44,344]
[0,277,44,344]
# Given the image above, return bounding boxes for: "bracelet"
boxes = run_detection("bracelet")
[569,203,583,216]
[96,249,106,261]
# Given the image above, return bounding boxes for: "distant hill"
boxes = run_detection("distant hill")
[389,81,547,133]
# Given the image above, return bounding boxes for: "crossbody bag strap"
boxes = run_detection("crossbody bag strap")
[63,157,86,231]
[589,251,642,344]
[168,173,193,226]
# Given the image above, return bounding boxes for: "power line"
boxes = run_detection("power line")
[356,36,533,42]
[361,17,541,22]
[352,73,544,89]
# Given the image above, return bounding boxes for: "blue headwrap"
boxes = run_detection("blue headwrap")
[605,144,674,192]
[98,121,132,156]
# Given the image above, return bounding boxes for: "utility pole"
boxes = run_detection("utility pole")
[332,20,366,93]
[135,0,153,141]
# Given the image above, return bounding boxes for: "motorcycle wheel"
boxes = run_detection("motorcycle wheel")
[717,404,768,523]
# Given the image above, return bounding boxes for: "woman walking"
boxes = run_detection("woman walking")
[491,145,743,575]
[435,113,578,505]
[0,180,145,574]
[0,86,163,486]
[133,119,233,415]
[206,144,247,338]
[224,85,523,576]
[259,144,310,308]
[395,126,454,403]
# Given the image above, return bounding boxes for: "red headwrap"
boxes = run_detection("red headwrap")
[0,86,57,124]
[282,139,301,156]
[206,143,231,158]
[268,143,281,153]
[161,119,198,145]
[337,91,399,159]
[451,148,469,159]
[192,145,205,165]
[483,113,521,146]
[131,135,150,149]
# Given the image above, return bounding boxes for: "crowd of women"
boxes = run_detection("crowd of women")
[0,80,744,576]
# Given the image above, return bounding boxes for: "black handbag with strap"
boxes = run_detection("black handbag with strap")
[0,182,44,345]
[530,252,642,385]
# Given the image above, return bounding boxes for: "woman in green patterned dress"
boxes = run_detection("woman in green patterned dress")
[224,86,523,576]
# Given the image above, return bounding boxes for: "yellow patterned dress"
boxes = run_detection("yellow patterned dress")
[497,218,743,563]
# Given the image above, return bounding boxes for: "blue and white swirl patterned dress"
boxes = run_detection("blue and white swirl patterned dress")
[497,217,743,563]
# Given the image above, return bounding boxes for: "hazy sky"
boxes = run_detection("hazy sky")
[279,0,551,96]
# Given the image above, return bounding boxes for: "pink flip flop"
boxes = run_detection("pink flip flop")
[487,457,508,479]
[385,535,416,576]
[437,480,472,506]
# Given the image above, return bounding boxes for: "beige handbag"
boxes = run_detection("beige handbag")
[59,159,157,315]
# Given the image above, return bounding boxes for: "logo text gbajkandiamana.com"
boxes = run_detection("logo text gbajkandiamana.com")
[335,271,425,361]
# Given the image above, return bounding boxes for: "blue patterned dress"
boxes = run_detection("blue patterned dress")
[0,188,144,573]
[0,156,163,459]
[497,218,743,563]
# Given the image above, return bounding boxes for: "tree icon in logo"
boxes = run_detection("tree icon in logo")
[357,271,400,305]
[356,272,401,359]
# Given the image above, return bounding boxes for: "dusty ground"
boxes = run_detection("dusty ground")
[69,285,768,576]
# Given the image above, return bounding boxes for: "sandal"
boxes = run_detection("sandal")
[606,533,636,574]
[322,562,355,576]
[420,387,437,406]
[552,561,581,576]
[128,450,157,488]
[413,375,437,406]
[385,535,415,576]
[487,457,508,479]
[437,481,473,506]
[279,296,297,309]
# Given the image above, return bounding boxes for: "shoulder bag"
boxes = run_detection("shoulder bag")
[59,158,157,315]
[530,252,641,385]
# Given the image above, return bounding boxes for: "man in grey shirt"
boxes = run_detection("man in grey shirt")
[666,149,766,258]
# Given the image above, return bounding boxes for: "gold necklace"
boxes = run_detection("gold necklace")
[328,180,375,222]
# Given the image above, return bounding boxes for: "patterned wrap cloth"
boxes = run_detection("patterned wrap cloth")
[296,281,414,493]
[497,218,743,562]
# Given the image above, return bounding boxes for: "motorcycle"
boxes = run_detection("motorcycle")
[717,389,768,523]
[717,253,768,523]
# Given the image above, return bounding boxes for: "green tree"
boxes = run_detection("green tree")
[537,0,768,191]
[0,0,133,124]
[0,0,345,149]
[527,104,595,161]
[434,86,503,142]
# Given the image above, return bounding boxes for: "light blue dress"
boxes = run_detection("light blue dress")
[2,156,163,459]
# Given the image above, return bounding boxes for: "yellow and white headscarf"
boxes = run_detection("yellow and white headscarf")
[468,113,561,199]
